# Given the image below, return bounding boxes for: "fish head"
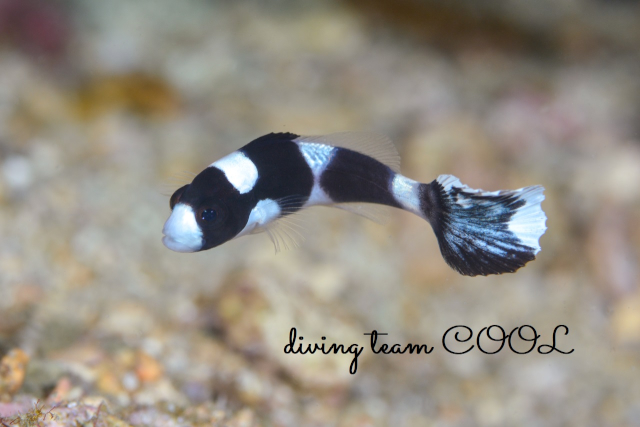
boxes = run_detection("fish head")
[162,167,252,252]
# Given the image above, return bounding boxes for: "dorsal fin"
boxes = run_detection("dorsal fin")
[295,132,401,173]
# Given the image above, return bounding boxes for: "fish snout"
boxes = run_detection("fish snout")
[162,204,203,253]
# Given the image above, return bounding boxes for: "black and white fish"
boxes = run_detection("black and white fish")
[162,132,547,276]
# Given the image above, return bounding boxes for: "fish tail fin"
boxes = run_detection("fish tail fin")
[419,175,547,276]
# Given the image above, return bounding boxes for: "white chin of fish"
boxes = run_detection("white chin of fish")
[162,204,203,253]
[162,235,200,253]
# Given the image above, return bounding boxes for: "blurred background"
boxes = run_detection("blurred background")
[0,0,639,425]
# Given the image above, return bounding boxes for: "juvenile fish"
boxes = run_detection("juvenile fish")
[162,132,547,276]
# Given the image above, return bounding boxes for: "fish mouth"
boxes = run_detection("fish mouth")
[162,234,200,253]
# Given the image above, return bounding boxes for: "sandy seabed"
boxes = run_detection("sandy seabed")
[1,1,640,426]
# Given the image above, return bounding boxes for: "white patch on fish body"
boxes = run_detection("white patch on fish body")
[296,142,335,206]
[297,142,335,173]
[211,151,258,194]
[391,174,421,216]
[294,132,400,172]
[236,198,282,238]
[162,203,203,252]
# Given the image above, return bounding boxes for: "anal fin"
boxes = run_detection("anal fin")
[333,202,391,224]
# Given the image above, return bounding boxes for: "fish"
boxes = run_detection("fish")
[162,132,547,276]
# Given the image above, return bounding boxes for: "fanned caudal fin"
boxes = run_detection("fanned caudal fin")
[420,175,547,276]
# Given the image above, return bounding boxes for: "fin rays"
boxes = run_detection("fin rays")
[160,170,198,196]
[333,202,391,224]
[263,195,309,253]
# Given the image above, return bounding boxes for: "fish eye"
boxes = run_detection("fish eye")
[196,201,227,228]
[201,209,218,222]
[170,185,189,210]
